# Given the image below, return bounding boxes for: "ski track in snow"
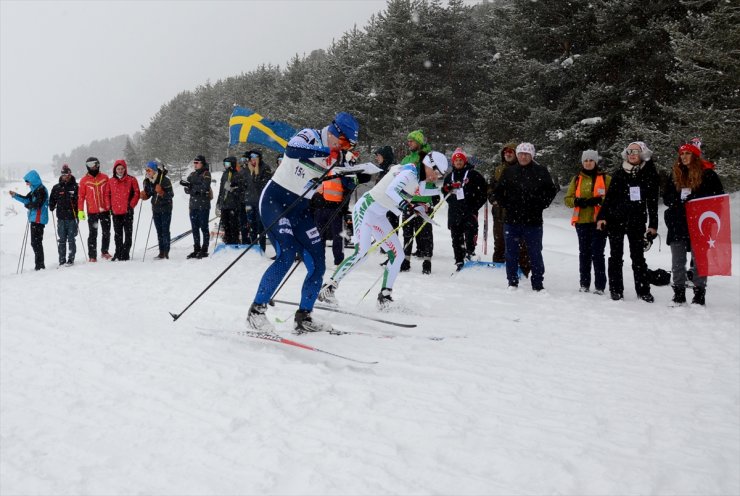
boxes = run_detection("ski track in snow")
[1,174,739,495]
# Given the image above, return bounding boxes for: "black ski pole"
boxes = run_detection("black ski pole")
[142,214,154,262]
[170,163,339,322]
[131,201,143,258]
[16,219,29,274]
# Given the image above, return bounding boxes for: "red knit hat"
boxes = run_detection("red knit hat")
[678,143,701,157]
[451,147,467,164]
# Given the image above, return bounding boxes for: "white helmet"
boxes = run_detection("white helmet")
[422,151,449,174]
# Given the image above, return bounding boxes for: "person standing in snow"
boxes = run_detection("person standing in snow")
[374,145,399,228]
[181,155,212,259]
[492,142,558,291]
[596,141,660,302]
[10,170,49,270]
[663,142,724,306]
[239,150,272,251]
[108,159,140,261]
[77,157,111,262]
[216,157,244,246]
[488,142,531,275]
[399,130,436,274]
[442,148,487,271]
[319,151,449,308]
[140,160,174,260]
[48,164,79,266]
[564,150,611,294]
[246,112,360,334]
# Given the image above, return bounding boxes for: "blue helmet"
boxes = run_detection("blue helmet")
[330,112,359,146]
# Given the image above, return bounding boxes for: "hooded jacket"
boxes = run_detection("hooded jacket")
[13,170,49,224]
[109,160,140,215]
[143,168,174,213]
[374,146,396,182]
[49,174,79,221]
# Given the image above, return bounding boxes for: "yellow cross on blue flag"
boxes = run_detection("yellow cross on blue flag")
[228,106,297,153]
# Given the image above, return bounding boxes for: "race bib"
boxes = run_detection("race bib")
[680,188,692,200]
[455,188,465,200]
[629,186,641,201]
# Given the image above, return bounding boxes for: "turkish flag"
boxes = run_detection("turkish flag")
[686,194,732,277]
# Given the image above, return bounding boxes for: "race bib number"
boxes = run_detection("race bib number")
[455,188,465,200]
[629,186,641,201]
[680,188,692,200]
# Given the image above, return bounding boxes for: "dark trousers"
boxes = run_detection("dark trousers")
[112,210,134,259]
[492,205,506,263]
[403,214,433,258]
[450,216,478,264]
[30,222,45,269]
[246,202,265,250]
[56,219,77,264]
[221,209,240,244]
[87,212,111,259]
[575,223,607,291]
[504,224,544,289]
[189,208,210,250]
[239,204,249,245]
[314,203,345,265]
[153,210,172,253]
[606,222,650,296]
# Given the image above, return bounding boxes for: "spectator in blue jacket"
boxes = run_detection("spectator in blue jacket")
[10,170,49,270]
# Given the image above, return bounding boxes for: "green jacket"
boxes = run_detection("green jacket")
[564,170,612,224]
[401,143,435,203]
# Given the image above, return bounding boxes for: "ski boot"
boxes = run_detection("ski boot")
[294,310,333,334]
[246,303,275,333]
[377,287,393,310]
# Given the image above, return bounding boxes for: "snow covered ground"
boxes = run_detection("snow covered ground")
[1,171,739,496]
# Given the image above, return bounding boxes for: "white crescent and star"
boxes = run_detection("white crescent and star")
[698,210,721,248]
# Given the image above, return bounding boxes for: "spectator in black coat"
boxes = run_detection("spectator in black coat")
[239,150,272,251]
[216,156,246,245]
[49,164,79,266]
[663,143,724,305]
[181,155,212,259]
[374,145,398,228]
[493,142,558,291]
[442,148,488,270]
[596,141,660,302]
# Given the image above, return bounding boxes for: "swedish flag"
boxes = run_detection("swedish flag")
[228,106,297,153]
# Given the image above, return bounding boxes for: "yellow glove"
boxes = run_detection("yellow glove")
[78,211,86,221]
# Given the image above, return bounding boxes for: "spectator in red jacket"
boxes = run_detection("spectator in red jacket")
[77,157,111,262]
[108,159,140,261]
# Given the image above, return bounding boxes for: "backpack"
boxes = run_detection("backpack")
[648,268,671,286]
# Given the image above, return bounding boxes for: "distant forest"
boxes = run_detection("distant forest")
[53,0,739,190]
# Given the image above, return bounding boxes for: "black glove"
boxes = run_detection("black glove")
[585,197,603,207]
[179,180,191,188]
[399,200,415,217]
[573,197,588,208]
[184,187,191,195]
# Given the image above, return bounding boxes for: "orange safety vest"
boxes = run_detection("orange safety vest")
[571,173,606,225]
[318,172,344,202]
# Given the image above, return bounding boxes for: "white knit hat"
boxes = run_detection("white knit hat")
[515,142,536,157]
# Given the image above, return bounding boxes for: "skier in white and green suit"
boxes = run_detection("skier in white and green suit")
[318,151,449,308]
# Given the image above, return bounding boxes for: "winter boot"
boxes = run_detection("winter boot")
[638,292,655,303]
[164,251,169,259]
[610,291,623,301]
[691,287,706,306]
[455,262,464,272]
[672,285,686,305]
[101,252,112,260]
[155,251,166,260]
[422,259,431,275]
[400,259,411,272]
[318,281,338,305]
[294,310,333,334]
[187,245,200,259]
[246,303,275,333]
[377,287,393,309]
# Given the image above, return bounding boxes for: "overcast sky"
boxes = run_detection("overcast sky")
[0,0,396,167]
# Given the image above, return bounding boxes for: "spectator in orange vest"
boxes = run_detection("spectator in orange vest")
[564,150,611,294]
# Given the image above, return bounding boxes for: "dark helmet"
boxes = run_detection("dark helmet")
[330,112,359,146]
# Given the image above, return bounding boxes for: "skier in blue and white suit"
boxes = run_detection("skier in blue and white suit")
[247,112,360,333]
